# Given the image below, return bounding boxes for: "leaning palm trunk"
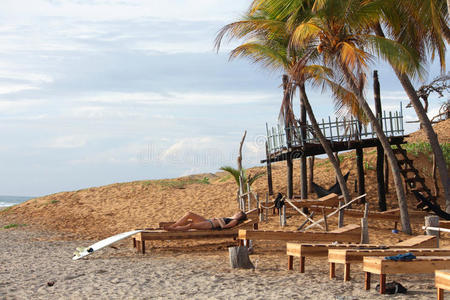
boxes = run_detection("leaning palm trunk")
[340,69,412,234]
[374,26,450,210]
[395,71,450,210]
[299,83,351,205]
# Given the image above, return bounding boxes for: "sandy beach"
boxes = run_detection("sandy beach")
[1,121,448,299]
[0,226,439,300]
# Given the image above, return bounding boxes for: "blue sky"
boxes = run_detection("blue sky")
[0,0,447,197]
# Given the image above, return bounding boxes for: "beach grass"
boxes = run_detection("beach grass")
[3,223,27,229]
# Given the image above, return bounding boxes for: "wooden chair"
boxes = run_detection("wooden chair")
[329,247,449,281]
[436,270,450,300]
[132,210,259,254]
[364,256,450,294]
[239,224,360,247]
[286,235,436,273]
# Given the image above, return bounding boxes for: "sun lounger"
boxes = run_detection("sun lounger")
[286,235,437,273]
[238,224,360,247]
[131,211,259,254]
[436,270,450,300]
[329,247,450,281]
[364,256,450,294]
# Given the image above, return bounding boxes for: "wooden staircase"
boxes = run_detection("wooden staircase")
[393,144,436,210]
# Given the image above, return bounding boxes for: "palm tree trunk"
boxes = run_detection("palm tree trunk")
[298,83,351,204]
[374,25,450,210]
[339,66,412,234]
[395,71,450,209]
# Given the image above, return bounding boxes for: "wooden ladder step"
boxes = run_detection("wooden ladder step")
[400,168,417,174]
[397,159,412,165]
[393,148,407,154]
[406,177,425,183]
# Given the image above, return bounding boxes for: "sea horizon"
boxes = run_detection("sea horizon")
[0,195,34,207]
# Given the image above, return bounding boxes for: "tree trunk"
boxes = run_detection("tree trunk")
[373,71,386,211]
[395,71,450,210]
[229,246,254,269]
[374,25,450,212]
[339,66,411,234]
[298,83,351,204]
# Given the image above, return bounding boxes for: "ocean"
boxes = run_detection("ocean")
[0,195,33,207]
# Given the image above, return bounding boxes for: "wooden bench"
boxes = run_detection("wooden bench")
[329,247,450,281]
[436,270,450,300]
[286,235,436,273]
[364,256,450,294]
[239,224,360,246]
[132,218,258,254]
[394,235,438,248]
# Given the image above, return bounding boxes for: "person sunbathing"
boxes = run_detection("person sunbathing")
[164,211,247,231]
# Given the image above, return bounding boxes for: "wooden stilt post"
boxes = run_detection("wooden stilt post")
[287,153,294,200]
[265,141,274,196]
[384,154,390,194]
[300,102,308,200]
[265,193,269,222]
[308,156,314,193]
[374,70,387,211]
[356,146,365,203]
[425,216,440,247]
[338,201,344,228]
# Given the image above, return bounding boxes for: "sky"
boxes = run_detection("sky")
[0,0,448,197]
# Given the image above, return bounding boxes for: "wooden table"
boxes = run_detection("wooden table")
[329,248,450,281]
[364,256,450,294]
[287,243,387,273]
[436,270,450,300]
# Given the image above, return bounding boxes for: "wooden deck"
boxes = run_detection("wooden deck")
[238,224,360,245]
[132,219,258,254]
[364,256,450,294]
[329,248,449,282]
[286,235,436,273]
[436,270,450,300]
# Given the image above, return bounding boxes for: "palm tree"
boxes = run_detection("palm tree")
[219,166,265,194]
[214,6,353,204]
[287,0,414,233]
[374,0,450,209]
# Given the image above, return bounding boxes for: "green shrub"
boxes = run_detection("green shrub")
[3,224,26,229]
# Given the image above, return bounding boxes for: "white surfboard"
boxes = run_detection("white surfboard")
[72,229,144,260]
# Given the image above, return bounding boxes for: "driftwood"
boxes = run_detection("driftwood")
[229,246,254,269]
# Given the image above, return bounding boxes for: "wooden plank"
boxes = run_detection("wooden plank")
[395,235,437,248]
[436,270,450,291]
[240,224,360,243]
[364,256,450,275]
[329,248,450,264]
[440,221,450,229]
[306,206,427,221]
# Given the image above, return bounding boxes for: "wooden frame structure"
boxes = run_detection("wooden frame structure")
[436,270,450,300]
[262,92,405,203]
[286,235,436,273]
[364,256,450,294]
[329,247,447,282]
[238,224,360,246]
[132,212,259,254]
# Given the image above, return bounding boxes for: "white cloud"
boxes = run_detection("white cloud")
[77,91,277,106]
[46,135,88,149]
[0,0,248,22]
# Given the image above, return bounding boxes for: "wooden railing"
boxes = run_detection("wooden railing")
[266,104,404,154]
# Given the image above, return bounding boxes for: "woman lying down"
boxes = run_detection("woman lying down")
[164,211,247,231]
